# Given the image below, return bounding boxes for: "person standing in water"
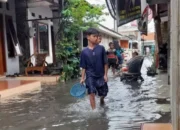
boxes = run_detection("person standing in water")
[80,28,108,110]
[113,41,124,68]
[107,42,118,76]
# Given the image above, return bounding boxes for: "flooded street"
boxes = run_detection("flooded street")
[0,58,170,130]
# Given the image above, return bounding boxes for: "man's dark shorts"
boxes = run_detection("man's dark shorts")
[85,76,108,97]
[108,59,117,68]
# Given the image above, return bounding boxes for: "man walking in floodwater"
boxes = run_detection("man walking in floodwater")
[80,28,108,110]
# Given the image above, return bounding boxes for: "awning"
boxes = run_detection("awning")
[105,0,116,19]
[28,0,59,8]
[106,0,141,27]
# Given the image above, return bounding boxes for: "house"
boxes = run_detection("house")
[0,0,61,75]
[16,0,61,73]
[26,1,58,64]
[0,0,20,75]
[141,32,155,55]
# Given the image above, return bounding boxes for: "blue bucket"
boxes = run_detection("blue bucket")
[70,83,86,98]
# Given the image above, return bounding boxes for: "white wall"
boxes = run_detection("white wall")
[0,0,20,75]
[99,33,114,50]
[28,7,53,64]
[82,31,120,51]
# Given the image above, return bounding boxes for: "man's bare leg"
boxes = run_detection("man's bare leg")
[100,96,105,106]
[112,68,115,76]
[89,93,96,110]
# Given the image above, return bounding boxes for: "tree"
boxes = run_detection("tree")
[56,0,106,81]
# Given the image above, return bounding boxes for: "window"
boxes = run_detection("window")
[0,2,2,8]
[83,38,88,47]
[6,2,9,10]
[39,15,42,19]
[31,13,35,17]
[33,22,49,54]
[132,42,138,49]
[38,23,49,54]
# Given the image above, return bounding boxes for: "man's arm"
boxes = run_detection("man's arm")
[103,47,108,82]
[80,68,86,84]
[80,50,86,84]
[104,64,108,76]
[115,50,119,64]
[116,56,119,64]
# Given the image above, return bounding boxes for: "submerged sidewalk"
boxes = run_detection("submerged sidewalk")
[0,79,41,99]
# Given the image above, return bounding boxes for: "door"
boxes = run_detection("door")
[0,14,6,75]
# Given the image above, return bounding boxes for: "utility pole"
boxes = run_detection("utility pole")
[170,0,179,129]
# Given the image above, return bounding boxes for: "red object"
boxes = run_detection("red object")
[107,54,116,59]
[122,67,128,72]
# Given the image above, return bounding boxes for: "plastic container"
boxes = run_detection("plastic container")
[70,83,86,98]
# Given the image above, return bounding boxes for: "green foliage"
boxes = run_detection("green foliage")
[56,0,106,81]
[56,38,80,81]
[58,0,106,39]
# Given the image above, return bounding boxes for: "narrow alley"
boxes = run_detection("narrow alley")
[0,58,170,130]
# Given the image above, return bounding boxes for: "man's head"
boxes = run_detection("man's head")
[109,42,114,49]
[132,51,138,57]
[97,34,102,44]
[86,28,99,44]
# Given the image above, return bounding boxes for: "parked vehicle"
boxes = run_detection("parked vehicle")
[120,56,144,82]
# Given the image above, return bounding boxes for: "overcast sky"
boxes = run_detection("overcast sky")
[85,0,115,29]
[85,0,155,33]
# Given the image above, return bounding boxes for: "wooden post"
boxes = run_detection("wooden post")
[154,15,163,48]
[170,0,179,129]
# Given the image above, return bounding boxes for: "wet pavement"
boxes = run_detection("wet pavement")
[0,58,171,130]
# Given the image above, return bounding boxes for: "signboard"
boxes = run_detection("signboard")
[117,0,141,26]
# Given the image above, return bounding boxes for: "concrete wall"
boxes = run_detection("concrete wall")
[0,0,19,75]
[99,33,114,50]
[170,0,179,128]
[28,7,53,64]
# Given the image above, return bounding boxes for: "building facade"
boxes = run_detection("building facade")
[0,0,19,75]
[0,0,60,75]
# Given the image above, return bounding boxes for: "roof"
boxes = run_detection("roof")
[97,24,122,39]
